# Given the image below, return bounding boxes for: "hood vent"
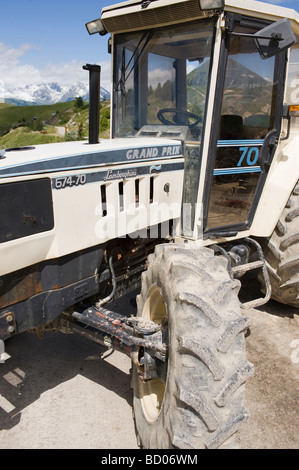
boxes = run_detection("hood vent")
[102,0,204,33]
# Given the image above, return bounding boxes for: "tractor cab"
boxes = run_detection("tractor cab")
[88,0,298,241]
[112,17,214,142]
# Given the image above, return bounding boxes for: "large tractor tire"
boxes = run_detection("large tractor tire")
[259,179,299,308]
[132,244,253,449]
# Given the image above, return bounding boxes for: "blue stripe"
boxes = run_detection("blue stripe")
[0,144,183,178]
[217,140,264,147]
[214,166,261,176]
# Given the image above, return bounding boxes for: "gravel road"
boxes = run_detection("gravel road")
[0,294,298,449]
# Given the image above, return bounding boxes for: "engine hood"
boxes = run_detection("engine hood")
[0,138,183,179]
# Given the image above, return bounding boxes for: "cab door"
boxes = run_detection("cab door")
[204,14,287,236]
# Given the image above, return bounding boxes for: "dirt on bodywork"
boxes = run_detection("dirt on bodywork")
[0,294,298,449]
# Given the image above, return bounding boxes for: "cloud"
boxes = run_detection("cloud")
[0,42,111,91]
[0,42,34,65]
[0,43,40,87]
[148,68,174,87]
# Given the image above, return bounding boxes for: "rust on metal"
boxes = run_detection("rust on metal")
[0,310,16,340]
[69,306,167,359]
[0,268,42,309]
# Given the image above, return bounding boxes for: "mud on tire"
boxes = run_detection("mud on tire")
[259,179,299,308]
[132,244,253,449]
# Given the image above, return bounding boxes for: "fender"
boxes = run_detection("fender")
[251,134,299,237]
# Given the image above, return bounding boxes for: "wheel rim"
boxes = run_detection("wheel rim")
[138,285,167,423]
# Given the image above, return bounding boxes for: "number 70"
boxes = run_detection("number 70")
[238,147,259,166]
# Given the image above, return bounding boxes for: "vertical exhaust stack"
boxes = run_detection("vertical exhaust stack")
[83,64,101,144]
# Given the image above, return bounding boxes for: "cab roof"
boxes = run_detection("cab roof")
[101,0,299,35]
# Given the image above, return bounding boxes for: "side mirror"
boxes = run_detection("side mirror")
[254,18,297,59]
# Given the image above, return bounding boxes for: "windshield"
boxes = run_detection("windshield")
[113,18,216,140]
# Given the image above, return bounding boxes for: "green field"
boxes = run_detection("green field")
[0,126,65,147]
[0,100,111,148]
[0,101,79,134]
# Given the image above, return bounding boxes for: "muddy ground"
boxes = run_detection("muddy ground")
[0,293,298,450]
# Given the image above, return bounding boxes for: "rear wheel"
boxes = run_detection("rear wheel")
[259,179,299,307]
[132,244,253,449]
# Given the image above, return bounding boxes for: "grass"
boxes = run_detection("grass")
[0,103,13,109]
[0,127,64,147]
[0,101,77,126]
[0,100,111,148]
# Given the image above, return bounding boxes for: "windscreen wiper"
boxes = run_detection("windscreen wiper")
[115,29,155,94]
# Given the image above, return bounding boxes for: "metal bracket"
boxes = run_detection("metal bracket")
[0,311,16,340]
[65,305,167,359]
[212,238,271,309]
[237,238,271,309]
[127,317,162,335]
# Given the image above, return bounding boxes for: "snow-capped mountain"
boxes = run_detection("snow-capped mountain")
[3,82,110,106]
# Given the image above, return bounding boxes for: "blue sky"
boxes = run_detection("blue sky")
[0,0,298,91]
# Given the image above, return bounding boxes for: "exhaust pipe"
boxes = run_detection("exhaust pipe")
[83,64,101,144]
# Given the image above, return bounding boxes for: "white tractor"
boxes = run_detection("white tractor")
[1,0,298,449]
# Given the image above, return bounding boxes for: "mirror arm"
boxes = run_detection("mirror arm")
[227,31,283,41]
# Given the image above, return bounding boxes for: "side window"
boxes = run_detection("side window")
[115,46,135,136]
[206,23,279,231]
[286,45,299,131]
[220,53,275,141]
[286,44,299,105]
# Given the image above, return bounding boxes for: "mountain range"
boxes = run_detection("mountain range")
[2,58,270,107]
[2,82,110,106]
[187,58,270,88]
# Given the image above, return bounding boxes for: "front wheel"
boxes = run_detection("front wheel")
[132,244,253,449]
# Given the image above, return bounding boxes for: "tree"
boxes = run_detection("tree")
[32,118,43,132]
[76,96,84,108]
[77,121,85,140]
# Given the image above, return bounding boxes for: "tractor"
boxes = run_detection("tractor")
[0,0,298,449]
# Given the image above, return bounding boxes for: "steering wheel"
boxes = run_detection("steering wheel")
[157,108,202,128]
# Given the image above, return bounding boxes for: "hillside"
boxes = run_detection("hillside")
[0,100,86,135]
[0,100,111,148]
[0,126,64,147]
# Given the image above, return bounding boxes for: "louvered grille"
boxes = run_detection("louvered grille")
[102,0,204,33]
